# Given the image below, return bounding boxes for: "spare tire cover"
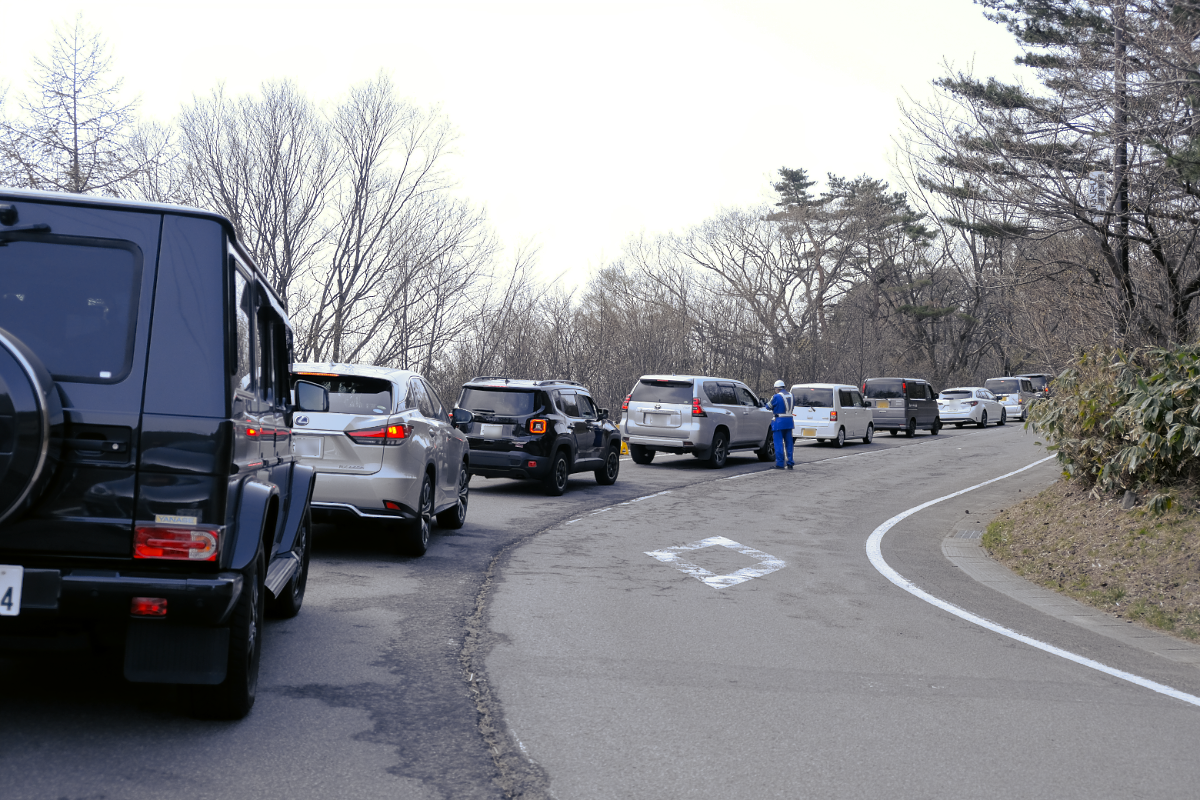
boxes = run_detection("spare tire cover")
[0,327,63,525]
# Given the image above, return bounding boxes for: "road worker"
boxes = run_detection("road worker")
[768,379,795,469]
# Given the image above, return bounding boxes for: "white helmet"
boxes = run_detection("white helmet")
[773,380,786,389]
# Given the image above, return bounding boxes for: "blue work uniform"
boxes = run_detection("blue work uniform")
[769,390,795,468]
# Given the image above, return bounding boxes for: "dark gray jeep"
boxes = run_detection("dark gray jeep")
[0,189,327,719]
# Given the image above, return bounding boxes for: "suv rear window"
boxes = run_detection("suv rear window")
[631,379,694,404]
[864,380,904,399]
[793,387,833,408]
[459,387,537,416]
[1023,376,1049,391]
[0,237,141,382]
[296,374,393,414]
[985,379,1021,394]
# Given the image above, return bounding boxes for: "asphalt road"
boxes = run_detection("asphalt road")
[3,424,1198,799]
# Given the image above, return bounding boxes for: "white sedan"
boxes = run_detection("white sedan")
[937,387,1006,427]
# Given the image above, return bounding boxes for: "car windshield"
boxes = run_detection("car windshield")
[459,387,536,416]
[864,380,904,399]
[631,379,694,404]
[985,379,1021,394]
[295,374,393,414]
[940,390,971,398]
[0,237,141,382]
[793,387,833,408]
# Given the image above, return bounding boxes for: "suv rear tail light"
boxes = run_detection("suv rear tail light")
[529,419,548,434]
[691,398,706,417]
[621,394,631,411]
[134,527,219,561]
[346,423,411,445]
[131,597,168,617]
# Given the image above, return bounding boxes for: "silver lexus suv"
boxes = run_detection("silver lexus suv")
[290,363,472,556]
[619,375,775,468]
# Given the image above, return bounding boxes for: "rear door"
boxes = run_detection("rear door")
[837,388,860,438]
[705,381,742,443]
[555,390,591,466]
[574,393,603,465]
[418,378,455,507]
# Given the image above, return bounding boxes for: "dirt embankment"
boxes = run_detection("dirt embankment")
[982,480,1200,640]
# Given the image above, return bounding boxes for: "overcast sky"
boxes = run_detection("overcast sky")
[1,1,1027,285]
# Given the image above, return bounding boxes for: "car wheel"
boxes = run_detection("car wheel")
[402,474,433,555]
[998,408,1007,426]
[436,463,470,528]
[594,447,620,485]
[756,432,775,462]
[266,508,310,619]
[905,418,916,438]
[862,424,873,444]
[977,411,988,429]
[889,429,898,437]
[189,549,263,720]
[931,418,941,435]
[629,444,655,465]
[544,450,570,495]
[833,427,845,448]
[706,431,729,468]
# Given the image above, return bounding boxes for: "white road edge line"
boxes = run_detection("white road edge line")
[866,455,1200,709]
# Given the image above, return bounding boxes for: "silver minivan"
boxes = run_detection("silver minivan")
[984,376,1036,422]
[791,383,874,447]
[619,375,775,468]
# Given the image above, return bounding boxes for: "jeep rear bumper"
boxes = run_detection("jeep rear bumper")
[467,450,551,480]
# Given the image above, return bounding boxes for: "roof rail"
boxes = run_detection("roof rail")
[470,376,509,383]
[538,379,584,387]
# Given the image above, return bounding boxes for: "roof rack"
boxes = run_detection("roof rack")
[537,379,584,387]
[470,376,509,383]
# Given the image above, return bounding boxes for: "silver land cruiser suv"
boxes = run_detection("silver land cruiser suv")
[619,375,775,468]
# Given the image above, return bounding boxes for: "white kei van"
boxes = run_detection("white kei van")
[791,383,874,447]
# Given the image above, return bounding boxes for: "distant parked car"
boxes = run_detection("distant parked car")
[291,363,472,556]
[984,377,1036,422]
[791,383,874,447]
[862,377,941,437]
[937,387,1006,427]
[619,375,774,467]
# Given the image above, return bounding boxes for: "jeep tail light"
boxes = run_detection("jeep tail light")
[131,597,168,617]
[134,527,219,561]
[621,394,631,411]
[691,398,706,417]
[347,423,410,445]
[830,410,838,421]
[529,419,548,434]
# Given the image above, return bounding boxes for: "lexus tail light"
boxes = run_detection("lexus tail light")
[347,423,411,445]
[134,527,219,561]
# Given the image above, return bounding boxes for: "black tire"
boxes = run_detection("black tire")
[833,427,845,448]
[905,418,917,438]
[706,430,729,469]
[266,509,310,619]
[544,451,570,496]
[889,429,898,437]
[189,549,264,720]
[998,408,1007,426]
[436,463,470,528]
[863,424,873,445]
[0,327,63,525]
[756,432,775,462]
[402,474,433,555]
[629,444,655,465]
[931,418,941,435]
[594,447,620,485]
[977,411,988,429]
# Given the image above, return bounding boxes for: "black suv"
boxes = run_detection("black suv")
[456,378,620,495]
[0,189,328,719]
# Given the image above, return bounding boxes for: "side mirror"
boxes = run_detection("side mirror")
[862,400,871,408]
[597,408,609,420]
[451,407,474,430]
[295,380,329,413]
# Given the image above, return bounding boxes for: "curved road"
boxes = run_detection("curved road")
[3,425,1198,798]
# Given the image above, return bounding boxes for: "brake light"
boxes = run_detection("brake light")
[621,394,631,411]
[529,419,548,434]
[296,371,339,376]
[131,597,168,617]
[691,398,706,417]
[346,423,410,445]
[830,410,838,421]
[134,527,219,561]
[902,382,907,393]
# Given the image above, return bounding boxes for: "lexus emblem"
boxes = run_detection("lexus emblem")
[295,415,310,427]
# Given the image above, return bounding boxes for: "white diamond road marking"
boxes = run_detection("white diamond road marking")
[645,536,785,589]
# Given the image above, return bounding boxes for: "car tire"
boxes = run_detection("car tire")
[0,327,64,525]
[756,432,775,462]
[998,408,1007,426]
[402,474,434,555]
[905,418,916,438]
[863,424,873,444]
[266,508,310,619]
[833,428,845,448]
[977,411,988,429]
[544,450,570,496]
[436,463,470,528]
[706,431,729,468]
[931,418,941,435]
[594,447,620,485]
[189,549,264,720]
[629,444,655,465]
